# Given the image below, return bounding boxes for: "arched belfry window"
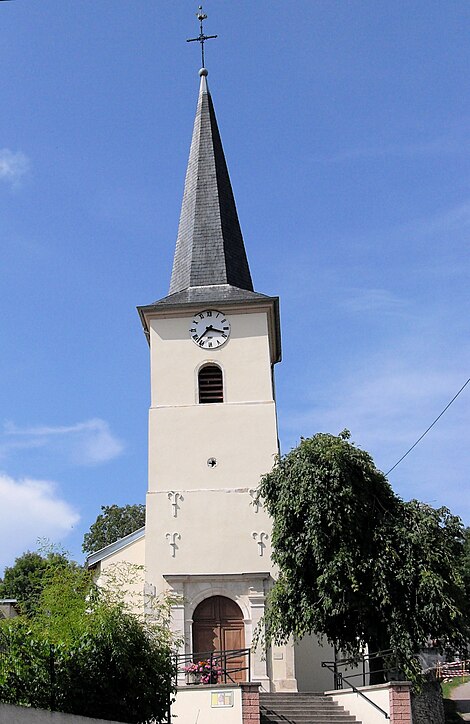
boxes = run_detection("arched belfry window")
[198,364,223,404]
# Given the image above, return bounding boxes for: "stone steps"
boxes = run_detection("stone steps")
[259,692,362,724]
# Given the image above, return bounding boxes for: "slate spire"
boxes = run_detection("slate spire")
[169,68,254,297]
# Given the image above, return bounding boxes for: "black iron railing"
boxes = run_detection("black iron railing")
[175,647,251,686]
[322,649,399,720]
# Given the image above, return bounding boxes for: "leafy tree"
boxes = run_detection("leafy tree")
[258,431,468,683]
[459,527,470,638]
[0,550,77,617]
[82,503,145,555]
[0,556,177,723]
[461,527,470,592]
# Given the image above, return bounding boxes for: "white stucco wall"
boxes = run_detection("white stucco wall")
[149,310,274,408]
[146,486,273,577]
[294,636,337,692]
[148,402,278,493]
[92,535,145,614]
[171,685,242,724]
[96,534,145,572]
[327,683,391,724]
[146,308,278,584]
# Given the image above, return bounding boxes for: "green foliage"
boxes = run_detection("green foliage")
[0,550,78,617]
[381,502,467,668]
[460,528,470,600]
[32,563,95,645]
[83,503,145,555]
[0,557,176,723]
[258,431,469,683]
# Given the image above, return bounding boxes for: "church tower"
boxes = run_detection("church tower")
[137,67,295,692]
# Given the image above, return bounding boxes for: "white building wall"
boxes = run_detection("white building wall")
[171,685,242,724]
[145,308,279,589]
[294,636,337,693]
[143,305,296,691]
[91,535,145,613]
[149,311,274,408]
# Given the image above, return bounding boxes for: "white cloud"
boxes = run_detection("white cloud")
[281,350,470,523]
[389,199,470,248]
[321,132,470,164]
[340,288,409,314]
[0,473,79,572]
[292,366,465,447]
[0,148,30,188]
[1,418,124,466]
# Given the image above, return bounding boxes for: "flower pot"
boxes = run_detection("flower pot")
[187,672,201,685]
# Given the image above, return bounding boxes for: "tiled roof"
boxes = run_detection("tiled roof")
[138,70,282,364]
[85,527,146,568]
[148,284,270,308]
[168,70,254,300]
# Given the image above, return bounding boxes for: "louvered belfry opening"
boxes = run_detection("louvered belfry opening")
[198,364,223,404]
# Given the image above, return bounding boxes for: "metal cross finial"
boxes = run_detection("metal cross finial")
[187,6,217,69]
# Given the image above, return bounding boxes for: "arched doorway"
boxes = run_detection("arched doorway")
[192,595,246,682]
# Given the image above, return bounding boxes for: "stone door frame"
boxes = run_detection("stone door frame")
[164,572,272,690]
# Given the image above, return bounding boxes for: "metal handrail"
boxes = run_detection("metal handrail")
[321,650,398,720]
[321,662,389,719]
[324,649,398,687]
[175,647,251,686]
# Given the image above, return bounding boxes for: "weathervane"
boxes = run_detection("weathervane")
[187,6,217,69]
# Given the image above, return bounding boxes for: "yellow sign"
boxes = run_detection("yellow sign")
[211,691,234,708]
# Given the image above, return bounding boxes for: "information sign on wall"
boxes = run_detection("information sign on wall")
[211,691,234,708]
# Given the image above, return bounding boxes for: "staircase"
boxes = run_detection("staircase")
[259,692,362,724]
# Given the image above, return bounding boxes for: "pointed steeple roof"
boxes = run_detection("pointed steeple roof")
[137,68,281,361]
[154,68,268,307]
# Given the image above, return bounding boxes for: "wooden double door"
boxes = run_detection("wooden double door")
[192,595,246,682]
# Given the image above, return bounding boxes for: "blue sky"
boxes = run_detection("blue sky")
[0,0,469,573]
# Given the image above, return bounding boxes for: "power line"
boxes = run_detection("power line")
[386,376,470,476]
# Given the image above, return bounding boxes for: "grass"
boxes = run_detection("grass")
[442,676,470,700]
[442,677,470,723]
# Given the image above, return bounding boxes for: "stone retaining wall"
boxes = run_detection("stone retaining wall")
[411,679,445,724]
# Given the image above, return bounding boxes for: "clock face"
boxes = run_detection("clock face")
[189,310,231,349]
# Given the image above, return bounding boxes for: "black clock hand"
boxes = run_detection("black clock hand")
[198,325,212,340]
[202,324,218,335]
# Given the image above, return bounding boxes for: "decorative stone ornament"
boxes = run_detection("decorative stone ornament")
[166,532,181,558]
[249,489,261,513]
[168,491,183,518]
[252,531,268,557]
